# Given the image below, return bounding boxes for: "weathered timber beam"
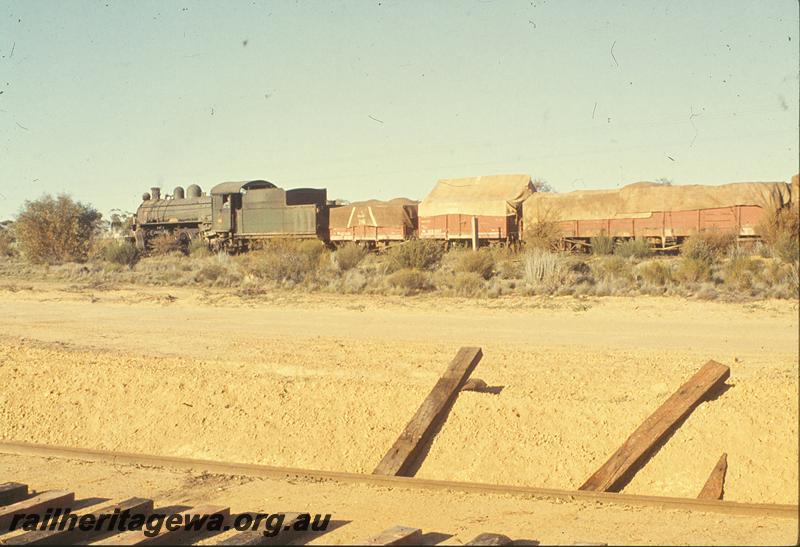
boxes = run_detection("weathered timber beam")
[0,483,28,506]
[466,532,513,545]
[6,497,153,545]
[580,360,730,492]
[697,453,728,500]
[95,505,229,545]
[364,525,422,545]
[0,492,75,531]
[373,347,483,476]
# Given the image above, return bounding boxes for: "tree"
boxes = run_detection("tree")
[533,178,556,193]
[0,221,15,257]
[15,194,102,264]
[654,177,673,185]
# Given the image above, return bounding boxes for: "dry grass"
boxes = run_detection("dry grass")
[452,271,485,297]
[614,237,652,259]
[2,230,797,301]
[335,243,368,272]
[455,249,495,279]
[675,256,713,283]
[102,240,139,268]
[681,231,736,263]
[385,239,444,272]
[386,268,431,295]
[590,235,614,255]
[241,239,326,285]
[635,260,674,287]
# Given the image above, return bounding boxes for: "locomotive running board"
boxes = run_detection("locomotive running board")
[0,440,796,520]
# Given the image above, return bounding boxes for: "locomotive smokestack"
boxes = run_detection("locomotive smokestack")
[151,187,161,200]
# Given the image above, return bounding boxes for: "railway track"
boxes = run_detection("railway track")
[0,441,796,520]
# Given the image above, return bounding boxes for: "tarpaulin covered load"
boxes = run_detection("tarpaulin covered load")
[418,174,535,241]
[524,181,793,225]
[419,174,535,218]
[329,198,418,241]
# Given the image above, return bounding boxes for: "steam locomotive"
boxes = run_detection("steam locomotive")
[133,180,331,251]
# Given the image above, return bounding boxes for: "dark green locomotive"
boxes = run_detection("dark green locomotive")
[133,180,331,251]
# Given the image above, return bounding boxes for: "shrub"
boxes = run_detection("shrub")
[15,194,102,264]
[188,238,210,257]
[243,239,323,284]
[636,260,673,286]
[386,239,444,271]
[614,237,652,259]
[386,268,431,295]
[758,204,800,249]
[103,240,139,267]
[676,257,713,283]
[590,235,614,255]
[195,263,227,284]
[335,243,368,272]
[521,248,563,287]
[453,271,484,297]
[455,250,495,279]
[194,253,242,286]
[595,255,634,281]
[525,220,562,250]
[758,259,794,287]
[0,224,16,257]
[772,233,799,263]
[722,250,763,290]
[149,232,182,255]
[681,231,736,263]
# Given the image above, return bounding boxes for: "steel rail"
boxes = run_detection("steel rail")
[0,440,796,519]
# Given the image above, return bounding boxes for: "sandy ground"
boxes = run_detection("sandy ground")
[0,279,797,543]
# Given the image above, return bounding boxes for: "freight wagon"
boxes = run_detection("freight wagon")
[522,180,795,251]
[418,174,535,244]
[329,198,418,245]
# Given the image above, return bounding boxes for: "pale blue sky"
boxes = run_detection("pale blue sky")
[0,0,797,219]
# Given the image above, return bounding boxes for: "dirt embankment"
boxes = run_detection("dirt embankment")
[0,281,797,505]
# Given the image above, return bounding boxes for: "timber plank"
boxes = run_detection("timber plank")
[94,505,229,545]
[580,360,730,492]
[364,525,422,546]
[697,453,728,500]
[0,484,28,507]
[5,497,153,545]
[373,347,483,476]
[0,492,75,531]
[211,512,310,546]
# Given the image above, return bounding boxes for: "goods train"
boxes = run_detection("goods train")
[132,174,798,252]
